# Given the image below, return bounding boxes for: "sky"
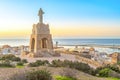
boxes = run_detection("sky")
[0,0,120,39]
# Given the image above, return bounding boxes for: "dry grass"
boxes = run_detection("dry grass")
[0,66,109,80]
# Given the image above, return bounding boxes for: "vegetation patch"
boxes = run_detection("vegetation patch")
[26,69,52,80]
[17,62,24,66]
[54,76,76,80]
[0,54,21,61]
[0,60,14,68]
[21,59,28,63]
[108,77,120,80]
[9,69,52,80]
[99,68,111,77]
[28,60,49,67]
[50,60,92,74]
[16,65,24,68]
[0,54,28,68]
[0,54,120,79]
[95,65,120,78]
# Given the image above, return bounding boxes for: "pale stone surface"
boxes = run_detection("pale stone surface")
[27,52,35,58]
[21,51,29,57]
[22,8,56,57]
[110,52,120,64]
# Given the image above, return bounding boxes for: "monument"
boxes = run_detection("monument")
[21,8,60,57]
[29,8,53,57]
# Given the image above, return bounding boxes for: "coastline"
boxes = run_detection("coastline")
[58,44,120,49]
[0,38,120,54]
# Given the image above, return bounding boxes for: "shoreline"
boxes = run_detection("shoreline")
[0,44,120,48]
[58,44,120,49]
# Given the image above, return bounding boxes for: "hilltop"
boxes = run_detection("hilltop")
[0,66,112,80]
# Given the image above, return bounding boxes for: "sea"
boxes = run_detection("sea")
[0,39,120,54]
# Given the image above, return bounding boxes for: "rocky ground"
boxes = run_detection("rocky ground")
[20,53,99,68]
[20,54,77,63]
[0,66,109,80]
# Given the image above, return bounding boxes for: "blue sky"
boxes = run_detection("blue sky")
[0,0,120,38]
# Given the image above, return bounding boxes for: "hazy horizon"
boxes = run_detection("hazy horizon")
[0,37,120,39]
[0,0,120,39]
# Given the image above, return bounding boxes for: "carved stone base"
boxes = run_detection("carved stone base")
[21,50,61,58]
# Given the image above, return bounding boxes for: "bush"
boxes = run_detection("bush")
[0,54,21,62]
[17,62,24,66]
[28,60,49,67]
[96,64,120,74]
[93,64,120,78]
[117,61,120,65]
[0,60,14,67]
[51,59,63,67]
[12,57,21,61]
[28,62,38,67]
[99,68,111,77]
[0,54,15,60]
[28,59,94,76]
[35,60,47,65]
[88,68,97,76]
[109,65,120,73]
[26,69,52,80]
[50,60,91,74]
[9,69,52,80]
[69,61,91,73]
[21,59,28,63]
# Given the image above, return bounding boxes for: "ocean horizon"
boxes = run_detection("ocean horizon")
[0,38,120,46]
[0,38,120,54]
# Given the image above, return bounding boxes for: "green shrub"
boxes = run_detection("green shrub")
[51,59,63,67]
[55,76,76,80]
[109,65,120,73]
[21,59,28,63]
[69,61,91,73]
[0,54,21,62]
[117,61,120,65]
[51,60,91,74]
[99,68,111,77]
[12,57,21,61]
[28,60,49,67]
[0,54,15,60]
[92,64,120,78]
[26,69,52,80]
[28,62,38,67]
[17,62,24,66]
[36,60,49,65]
[0,60,14,67]
[96,64,120,74]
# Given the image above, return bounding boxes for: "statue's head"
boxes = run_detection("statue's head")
[38,8,44,16]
